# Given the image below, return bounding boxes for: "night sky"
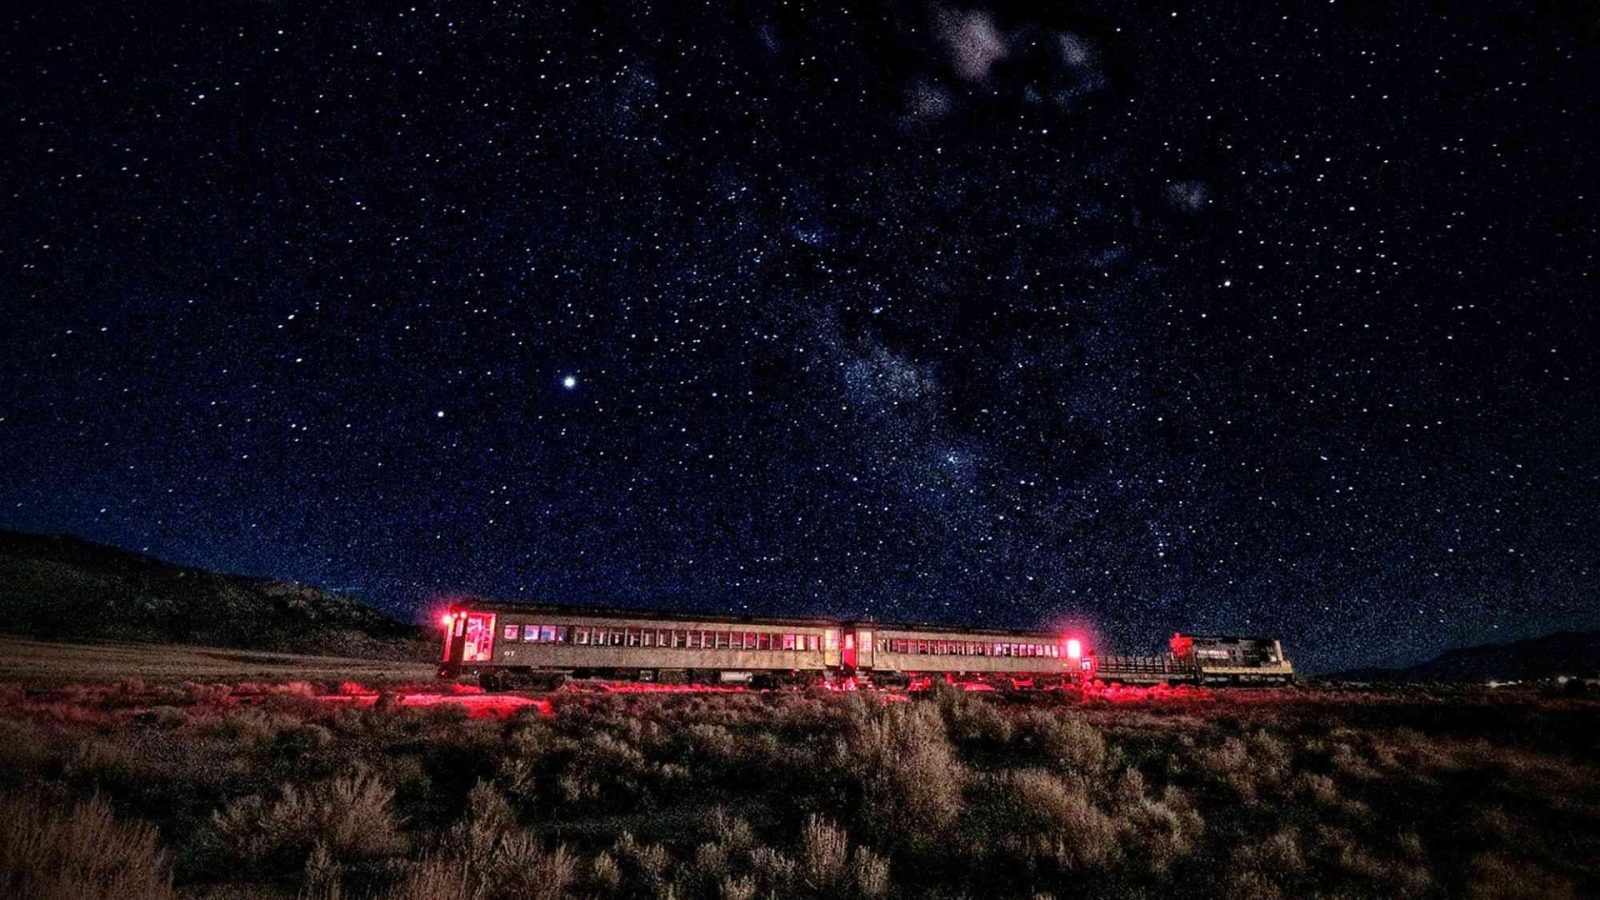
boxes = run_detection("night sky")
[3,2,1597,672]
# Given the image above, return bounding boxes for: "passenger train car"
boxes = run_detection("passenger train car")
[437,602,1096,690]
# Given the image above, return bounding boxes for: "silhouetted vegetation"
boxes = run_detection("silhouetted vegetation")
[1,676,1597,897]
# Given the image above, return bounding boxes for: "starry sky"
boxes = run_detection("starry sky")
[3,1,1597,672]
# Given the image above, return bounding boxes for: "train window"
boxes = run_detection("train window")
[711,631,725,649]
[672,630,684,648]
[626,629,640,647]
[744,632,757,649]
[610,629,624,646]
[523,624,538,642]
[806,634,819,651]
[503,624,520,641]
[641,631,654,647]
[557,626,569,643]
[575,627,590,645]
[658,629,670,647]
[758,633,771,651]
[541,626,557,643]
[877,639,887,653]
[780,634,794,650]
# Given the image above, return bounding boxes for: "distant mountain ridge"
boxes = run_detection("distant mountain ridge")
[1330,631,1600,683]
[0,529,427,658]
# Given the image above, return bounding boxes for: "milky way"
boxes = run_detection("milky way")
[3,2,1597,671]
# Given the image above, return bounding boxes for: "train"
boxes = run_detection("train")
[1096,634,1295,686]
[437,601,1293,690]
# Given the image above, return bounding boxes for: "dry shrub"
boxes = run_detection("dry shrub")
[393,833,573,900]
[801,814,850,888]
[973,769,1118,873]
[842,701,965,852]
[852,845,891,897]
[482,834,576,900]
[719,873,757,900]
[1313,823,1431,895]
[1327,741,1381,781]
[1117,782,1204,876]
[588,851,623,891]
[1295,771,1341,809]
[0,792,175,900]
[611,831,671,894]
[1467,852,1577,900]
[0,719,53,775]
[939,689,1014,748]
[798,815,891,897]
[706,806,756,854]
[442,780,517,865]
[1195,736,1261,804]
[1223,866,1283,900]
[555,731,652,807]
[210,769,406,874]
[392,856,470,900]
[750,845,797,890]
[1015,709,1106,775]
[694,841,731,882]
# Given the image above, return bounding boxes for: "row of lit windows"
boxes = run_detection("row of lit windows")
[885,638,1060,658]
[504,623,823,652]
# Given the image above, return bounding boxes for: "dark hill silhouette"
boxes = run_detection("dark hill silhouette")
[0,529,427,658]
[1331,631,1600,683]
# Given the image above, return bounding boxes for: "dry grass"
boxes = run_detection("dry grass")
[0,792,175,900]
[0,659,1596,898]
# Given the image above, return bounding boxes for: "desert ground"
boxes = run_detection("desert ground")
[1,637,1597,899]
[0,634,437,686]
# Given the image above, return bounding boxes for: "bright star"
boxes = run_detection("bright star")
[562,375,577,389]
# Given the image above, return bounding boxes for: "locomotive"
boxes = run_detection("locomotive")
[437,602,1095,691]
[1095,633,1295,686]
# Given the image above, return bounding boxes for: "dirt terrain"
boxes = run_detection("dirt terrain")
[0,634,436,686]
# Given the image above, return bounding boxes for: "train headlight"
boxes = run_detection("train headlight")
[1065,638,1083,660]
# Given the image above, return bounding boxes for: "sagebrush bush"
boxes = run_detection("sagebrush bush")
[209,769,406,876]
[971,768,1119,875]
[0,792,175,900]
[1015,709,1107,775]
[841,701,965,853]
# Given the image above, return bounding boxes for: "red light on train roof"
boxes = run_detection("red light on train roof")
[1065,638,1083,660]
[440,613,455,627]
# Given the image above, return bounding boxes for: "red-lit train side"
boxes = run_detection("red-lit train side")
[437,603,1094,691]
